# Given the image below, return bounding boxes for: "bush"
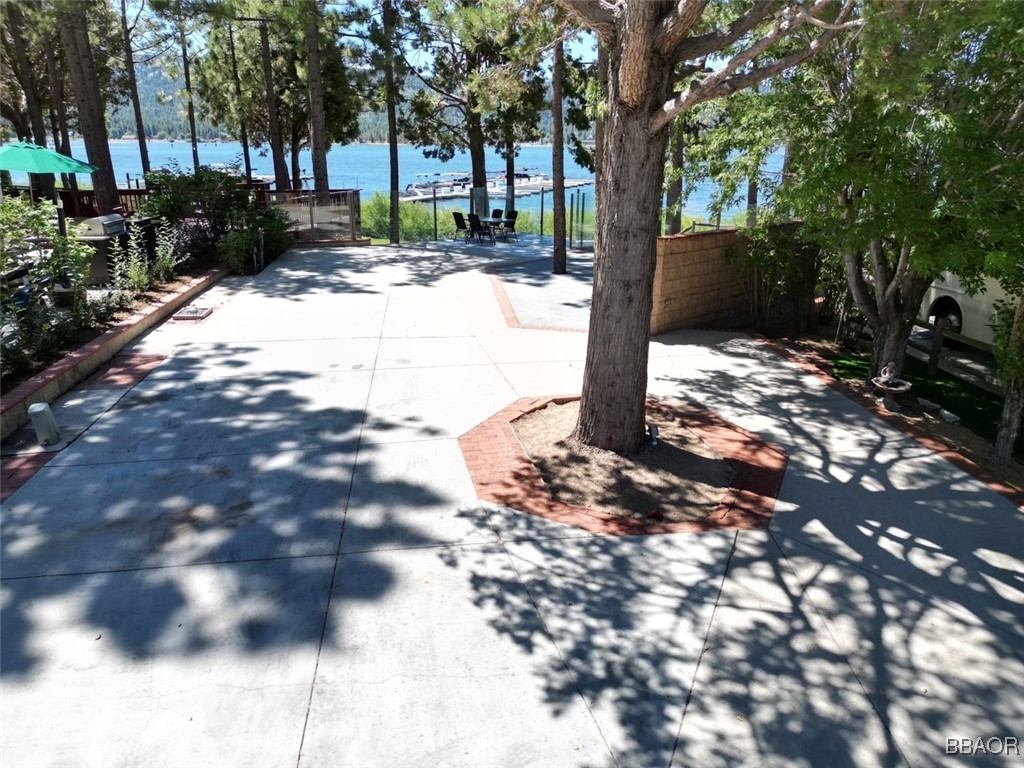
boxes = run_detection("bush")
[143,165,291,274]
[363,192,444,242]
[1,197,99,382]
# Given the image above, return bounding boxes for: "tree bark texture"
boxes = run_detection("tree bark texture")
[227,25,252,183]
[843,244,931,380]
[259,20,290,191]
[572,47,672,454]
[43,36,77,192]
[7,3,56,201]
[552,37,567,273]
[57,1,118,213]
[993,296,1024,465]
[383,0,400,244]
[665,124,684,235]
[305,10,331,206]
[120,0,150,177]
[179,27,200,172]
[466,103,488,215]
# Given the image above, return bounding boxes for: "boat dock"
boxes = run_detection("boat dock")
[400,177,592,203]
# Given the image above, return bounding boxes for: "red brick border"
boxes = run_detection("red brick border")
[458,396,788,536]
[487,275,587,334]
[0,452,55,503]
[758,336,1024,509]
[1,265,228,440]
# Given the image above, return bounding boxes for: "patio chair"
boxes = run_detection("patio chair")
[503,210,519,241]
[452,211,471,242]
[467,213,495,244]
[489,208,508,240]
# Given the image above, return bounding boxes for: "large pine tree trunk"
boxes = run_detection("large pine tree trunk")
[227,25,252,182]
[179,27,200,172]
[259,20,290,191]
[383,0,400,245]
[120,0,150,177]
[572,47,671,454]
[305,10,331,206]
[43,36,77,193]
[57,1,118,214]
[466,106,488,215]
[7,3,56,202]
[551,37,567,274]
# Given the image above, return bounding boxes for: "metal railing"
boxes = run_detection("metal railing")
[264,189,363,242]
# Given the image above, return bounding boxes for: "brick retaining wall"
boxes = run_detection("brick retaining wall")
[650,228,753,335]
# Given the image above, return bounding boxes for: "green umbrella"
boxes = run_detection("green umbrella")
[0,140,98,174]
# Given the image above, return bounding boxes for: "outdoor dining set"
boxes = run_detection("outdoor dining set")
[452,210,519,244]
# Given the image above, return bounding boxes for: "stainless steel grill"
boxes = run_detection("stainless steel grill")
[79,214,126,237]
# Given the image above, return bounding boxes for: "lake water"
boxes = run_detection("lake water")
[20,139,751,219]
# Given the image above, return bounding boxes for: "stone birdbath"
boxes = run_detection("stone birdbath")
[871,362,912,412]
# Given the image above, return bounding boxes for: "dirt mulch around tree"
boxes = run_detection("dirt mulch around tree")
[512,399,737,524]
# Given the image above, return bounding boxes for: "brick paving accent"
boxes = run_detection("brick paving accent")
[0,265,227,441]
[1,452,55,503]
[759,336,1024,509]
[487,275,587,334]
[459,396,788,536]
[78,353,167,390]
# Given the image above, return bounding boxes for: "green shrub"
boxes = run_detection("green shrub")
[363,192,447,242]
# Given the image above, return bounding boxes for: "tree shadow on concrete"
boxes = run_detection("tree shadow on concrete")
[0,358,450,680]
[442,335,1024,767]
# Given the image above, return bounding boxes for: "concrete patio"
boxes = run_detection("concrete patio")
[1,236,1021,767]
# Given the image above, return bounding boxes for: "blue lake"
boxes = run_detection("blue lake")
[20,139,753,219]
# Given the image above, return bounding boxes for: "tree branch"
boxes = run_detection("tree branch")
[651,0,859,135]
[654,0,710,58]
[619,1,656,108]
[557,0,618,43]
[670,0,777,64]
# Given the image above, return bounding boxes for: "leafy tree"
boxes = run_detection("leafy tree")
[360,0,416,242]
[678,0,1024,463]
[558,0,859,453]
[402,0,511,211]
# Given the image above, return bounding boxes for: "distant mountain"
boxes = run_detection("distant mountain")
[109,64,575,145]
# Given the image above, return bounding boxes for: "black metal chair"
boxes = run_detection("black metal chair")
[452,211,471,242]
[502,210,519,241]
[489,208,508,240]
[467,213,495,244]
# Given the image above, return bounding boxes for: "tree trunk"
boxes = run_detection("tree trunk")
[466,105,488,214]
[572,53,672,454]
[290,139,302,191]
[120,0,150,177]
[504,135,516,212]
[870,319,912,382]
[57,1,118,213]
[179,26,200,172]
[551,37,567,273]
[43,36,77,192]
[305,9,331,206]
[843,243,931,380]
[259,20,290,191]
[7,3,56,202]
[665,123,684,235]
[383,0,400,244]
[993,297,1024,465]
[228,25,252,183]
[746,177,758,228]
